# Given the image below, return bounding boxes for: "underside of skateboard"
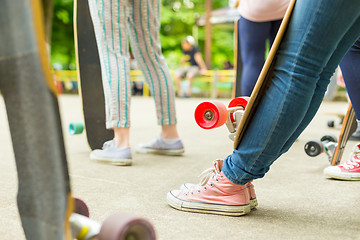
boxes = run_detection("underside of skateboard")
[304,104,357,166]
[0,0,156,239]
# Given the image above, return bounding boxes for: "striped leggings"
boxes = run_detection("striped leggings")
[88,0,177,128]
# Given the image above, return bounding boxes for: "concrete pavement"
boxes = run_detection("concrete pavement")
[0,95,359,239]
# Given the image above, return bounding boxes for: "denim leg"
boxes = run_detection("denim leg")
[279,24,360,155]
[223,0,360,185]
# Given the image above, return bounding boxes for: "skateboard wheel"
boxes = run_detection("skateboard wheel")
[73,198,90,218]
[327,120,335,128]
[228,97,249,122]
[98,213,156,240]
[320,134,337,143]
[304,140,323,157]
[69,122,84,135]
[194,101,227,129]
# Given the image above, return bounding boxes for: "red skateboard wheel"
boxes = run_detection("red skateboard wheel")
[194,101,227,129]
[228,97,249,122]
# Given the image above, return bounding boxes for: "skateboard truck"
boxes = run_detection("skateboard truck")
[194,97,249,141]
[304,135,338,162]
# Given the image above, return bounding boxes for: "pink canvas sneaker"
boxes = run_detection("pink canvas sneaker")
[181,181,258,210]
[323,143,360,180]
[246,181,258,209]
[167,160,251,216]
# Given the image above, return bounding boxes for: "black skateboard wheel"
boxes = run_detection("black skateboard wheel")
[304,140,323,157]
[98,213,156,240]
[320,134,337,143]
[69,122,84,135]
[327,120,335,128]
[73,198,90,218]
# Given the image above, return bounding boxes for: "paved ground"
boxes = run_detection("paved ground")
[0,95,359,239]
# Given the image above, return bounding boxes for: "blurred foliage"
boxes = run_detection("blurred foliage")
[51,0,75,69]
[50,0,234,70]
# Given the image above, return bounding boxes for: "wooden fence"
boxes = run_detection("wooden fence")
[52,69,235,98]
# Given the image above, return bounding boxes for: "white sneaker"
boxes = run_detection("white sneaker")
[136,135,184,156]
[90,140,132,166]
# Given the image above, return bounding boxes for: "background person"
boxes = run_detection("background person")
[88,0,184,166]
[324,38,360,180]
[234,0,290,96]
[174,36,207,97]
[167,0,360,216]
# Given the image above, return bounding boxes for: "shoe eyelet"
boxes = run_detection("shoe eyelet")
[215,178,219,182]
[191,192,193,195]
[210,183,213,187]
[204,187,207,191]
[197,190,200,193]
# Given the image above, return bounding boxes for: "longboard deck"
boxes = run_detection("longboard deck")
[0,0,73,238]
[234,0,296,149]
[74,0,113,150]
[331,103,357,166]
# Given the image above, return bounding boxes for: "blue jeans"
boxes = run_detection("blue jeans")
[340,38,360,120]
[223,0,360,185]
[239,17,282,96]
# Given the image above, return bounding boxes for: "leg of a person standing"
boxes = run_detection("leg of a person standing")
[88,0,133,165]
[128,0,184,155]
[88,0,132,131]
[340,39,360,120]
[223,0,360,185]
[323,38,360,180]
[239,18,270,96]
[269,19,282,46]
[167,0,360,216]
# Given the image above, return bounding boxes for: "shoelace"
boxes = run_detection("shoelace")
[199,167,220,186]
[184,163,222,195]
[342,145,360,169]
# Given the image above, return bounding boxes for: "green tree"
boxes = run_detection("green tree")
[161,0,233,69]
[50,0,234,70]
[51,0,75,69]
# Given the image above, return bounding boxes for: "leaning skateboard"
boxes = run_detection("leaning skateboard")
[304,103,357,165]
[195,0,296,148]
[74,0,113,150]
[0,0,156,238]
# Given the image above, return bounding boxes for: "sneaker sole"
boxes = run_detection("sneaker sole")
[250,198,258,209]
[136,147,184,156]
[324,170,360,181]
[90,154,132,166]
[167,191,251,216]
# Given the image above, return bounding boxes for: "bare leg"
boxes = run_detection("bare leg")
[113,127,130,148]
[161,124,180,139]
